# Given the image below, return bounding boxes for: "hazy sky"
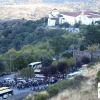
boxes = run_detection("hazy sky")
[0,0,88,3]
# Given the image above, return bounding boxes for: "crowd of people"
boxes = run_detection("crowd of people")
[0,73,62,93]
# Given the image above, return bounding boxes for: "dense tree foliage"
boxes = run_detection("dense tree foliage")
[40,56,53,67]
[60,22,70,28]
[20,67,34,79]
[12,55,28,71]
[0,60,5,72]
[83,25,100,45]
[57,62,68,74]
[41,67,50,77]
[75,61,82,68]
[74,23,80,28]
[49,66,57,75]
[82,56,90,64]
[1,20,100,72]
[0,20,69,54]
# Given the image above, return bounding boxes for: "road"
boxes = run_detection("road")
[0,73,46,94]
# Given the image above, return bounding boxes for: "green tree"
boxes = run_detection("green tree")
[75,61,82,68]
[49,65,57,75]
[74,23,80,28]
[12,55,28,71]
[57,62,68,74]
[40,56,53,67]
[27,55,39,64]
[41,67,50,77]
[2,29,12,37]
[20,67,34,79]
[0,60,5,72]
[82,56,90,64]
[80,44,85,51]
[84,25,100,45]
[49,36,66,55]
[60,22,70,28]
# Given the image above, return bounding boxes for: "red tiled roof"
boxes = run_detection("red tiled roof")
[60,11,100,18]
[60,12,81,17]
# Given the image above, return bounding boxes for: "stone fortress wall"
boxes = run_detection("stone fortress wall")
[73,50,100,62]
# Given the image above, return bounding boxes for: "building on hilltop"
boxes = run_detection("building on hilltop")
[48,9,100,26]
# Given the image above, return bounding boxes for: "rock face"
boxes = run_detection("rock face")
[0,18,26,31]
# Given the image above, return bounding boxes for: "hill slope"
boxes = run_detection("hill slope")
[49,63,99,100]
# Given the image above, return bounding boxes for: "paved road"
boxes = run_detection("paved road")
[0,73,33,95]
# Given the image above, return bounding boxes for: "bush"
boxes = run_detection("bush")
[75,61,82,68]
[47,75,83,97]
[82,56,90,64]
[88,62,95,68]
[34,93,48,100]
[47,85,59,97]
[74,75,85,82]
[95,71,100,83]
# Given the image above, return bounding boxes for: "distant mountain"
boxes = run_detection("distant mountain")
[42,0,88,3]
[2,0,95,4]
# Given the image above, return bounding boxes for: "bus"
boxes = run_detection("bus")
[0,87,13,99]
[28,62,42,69]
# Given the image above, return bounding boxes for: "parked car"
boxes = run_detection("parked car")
[17,78,26,84]
[4,78,15,83]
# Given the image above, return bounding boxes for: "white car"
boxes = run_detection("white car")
[17,78,26,83]
[4,78,15,83]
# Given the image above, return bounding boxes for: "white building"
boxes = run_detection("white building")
[48,9,100,26]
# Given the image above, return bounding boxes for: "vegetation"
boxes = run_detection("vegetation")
[12,55,28,71]
[20,67,35,79]
[0,59,5,73]
[0,19,100,73]
[47,75,84,98]
[34,93,48,100]
[95,70,100,85]
[82,56,91,64]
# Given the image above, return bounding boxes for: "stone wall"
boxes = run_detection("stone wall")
[73,50,100,62]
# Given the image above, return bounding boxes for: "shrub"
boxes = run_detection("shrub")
[24,97,33,100]
[75,61,82,68]
[74,75,85,82]
[47,75,83,97]
[88,62,95,68]
[34,93,48,100]
[47,85,59,97]
[82,56,90,64]
[95,71,100,83]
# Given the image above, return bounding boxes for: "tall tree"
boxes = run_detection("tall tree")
[84,25,100,45]
[57,62,68,74]
[49,36,66,55]
[20,67,34,79]
[82,56,90,64]
[12,55,28,71]
[49,66,57,75]
[0,60,5,72]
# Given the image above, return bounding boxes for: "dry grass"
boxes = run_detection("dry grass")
[49,63,100,100]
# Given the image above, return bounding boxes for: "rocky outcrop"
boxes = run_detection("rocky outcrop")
[0,18,27,31]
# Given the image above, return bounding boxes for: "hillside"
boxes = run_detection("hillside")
[0,0,100,21]
[25,63,99,100]
[49,64,99,100]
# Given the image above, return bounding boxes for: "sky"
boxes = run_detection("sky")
[0,0,88,4]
